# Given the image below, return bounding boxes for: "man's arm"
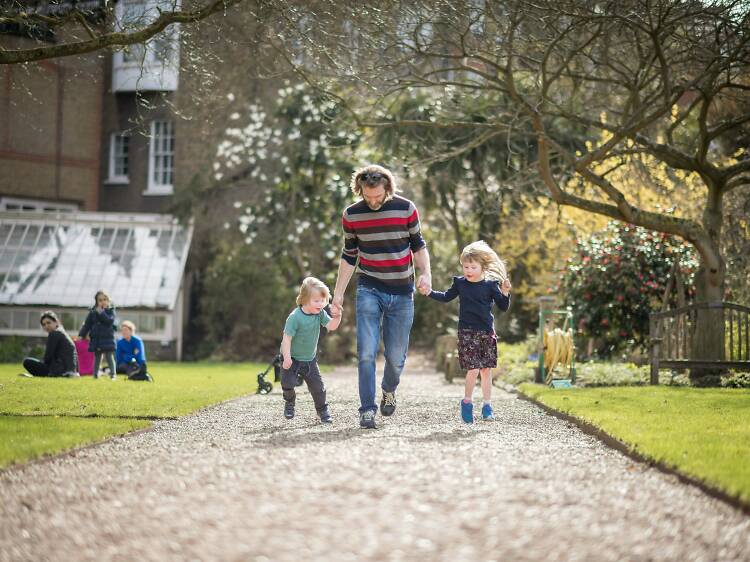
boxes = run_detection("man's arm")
[413,247,432,295]
[332,258,356,310]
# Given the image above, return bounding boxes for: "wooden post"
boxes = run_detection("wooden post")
[649,315,661,385]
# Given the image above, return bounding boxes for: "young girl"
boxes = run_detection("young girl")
[281,277,342,423]
[78,290,118,380]
[423,241,511,423]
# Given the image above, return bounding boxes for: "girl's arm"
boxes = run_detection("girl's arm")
[78,311,92,338]
[280,334,293,369]
[428,278,459,303]
[492,281,511,311]
[96,307,116,325]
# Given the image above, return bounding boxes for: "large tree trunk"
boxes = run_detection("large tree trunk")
[690,207,727,386]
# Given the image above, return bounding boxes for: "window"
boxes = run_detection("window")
[146,120,174,195]
[112,0,180,92]
[107,133,130,184]
[0,197,78,212]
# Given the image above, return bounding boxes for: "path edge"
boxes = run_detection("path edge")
[514,386,750,516]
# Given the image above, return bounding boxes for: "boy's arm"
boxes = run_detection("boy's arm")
[327,313,342,332]
[136,337,146,364]
[280,334,293,369]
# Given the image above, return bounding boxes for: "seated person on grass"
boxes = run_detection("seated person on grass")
[21,311,79,378]
[115,320,147,376]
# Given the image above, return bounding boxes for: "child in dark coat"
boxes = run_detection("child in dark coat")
[78,290,117,380]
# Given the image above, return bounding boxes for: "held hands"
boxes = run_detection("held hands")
[416,275,432,296]
[330,302,343,318]
[501,278,512,296]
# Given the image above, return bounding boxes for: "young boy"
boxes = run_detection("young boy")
[281,277,342,423]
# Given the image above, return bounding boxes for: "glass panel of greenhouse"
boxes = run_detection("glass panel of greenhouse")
[0,211,193,310]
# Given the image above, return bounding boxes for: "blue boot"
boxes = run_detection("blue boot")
[460,399,473,424]
[481,403,495,421]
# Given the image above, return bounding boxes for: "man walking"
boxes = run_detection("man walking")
[332,164,431,429]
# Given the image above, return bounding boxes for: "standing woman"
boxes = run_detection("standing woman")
[78,290,117,380]
[21,311,79,377]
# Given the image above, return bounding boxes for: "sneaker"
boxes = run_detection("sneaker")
[319,409,332,424]
[359,410,377,429]
[93,372,100,380]
[481,403,495,421]
[380,391,397,416]
[284,402,295,420]
[110,374,117,381]
[63,372,80,378]
[18,372,33,378]
[460,400,474,424]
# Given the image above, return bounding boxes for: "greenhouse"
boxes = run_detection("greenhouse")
[0,211,193,359]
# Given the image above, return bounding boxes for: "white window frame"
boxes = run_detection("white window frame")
[146,120,174,195]
[106,132,130,184]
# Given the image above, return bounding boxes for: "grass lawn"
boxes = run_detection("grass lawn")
[0,362,264,468]
[519,384,750,504]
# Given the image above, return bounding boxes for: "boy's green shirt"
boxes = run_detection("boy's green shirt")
[283,306,331,361]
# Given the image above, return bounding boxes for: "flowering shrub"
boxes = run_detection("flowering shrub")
[561,221,698,358]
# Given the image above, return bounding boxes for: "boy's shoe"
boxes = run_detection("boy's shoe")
[284,402,295,419]
[481,403,495,421]
[359,410,377,429]
[63,372,80,378]
[380,391,397,416]
[460,400,474,424]
[319,409,332,424]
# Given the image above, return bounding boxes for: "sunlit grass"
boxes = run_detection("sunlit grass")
[520,384,750,503]
[0,362,264,468]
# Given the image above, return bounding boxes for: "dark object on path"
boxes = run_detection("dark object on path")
[257,354,282,395]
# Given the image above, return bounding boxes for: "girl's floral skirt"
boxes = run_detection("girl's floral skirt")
[457,328,498,371]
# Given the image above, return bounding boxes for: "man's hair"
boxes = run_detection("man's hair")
[121,320,136,333]
[39,310,59,326]
[296,277,331,306]
[349,164,399,199]
[460,240,508,282]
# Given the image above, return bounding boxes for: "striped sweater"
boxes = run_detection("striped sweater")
[341,195,426,295]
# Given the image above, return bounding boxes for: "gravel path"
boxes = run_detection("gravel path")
[1,358,749,562]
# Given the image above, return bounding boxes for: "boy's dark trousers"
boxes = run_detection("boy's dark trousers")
[281,358,327,413]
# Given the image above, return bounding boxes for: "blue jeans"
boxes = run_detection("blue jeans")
[356,285,414,413]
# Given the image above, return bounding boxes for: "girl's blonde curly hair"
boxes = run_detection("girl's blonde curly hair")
[349,164,399,199]
[460,241,508,283]
[296,277,331,306]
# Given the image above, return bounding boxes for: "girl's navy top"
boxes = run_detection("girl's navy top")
[429,276,511,332]
[79,307,117,352]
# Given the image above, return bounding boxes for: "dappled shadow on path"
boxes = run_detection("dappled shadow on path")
[251,426,374,448]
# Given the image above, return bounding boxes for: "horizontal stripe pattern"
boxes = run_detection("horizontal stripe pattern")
[341,195,426,291]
